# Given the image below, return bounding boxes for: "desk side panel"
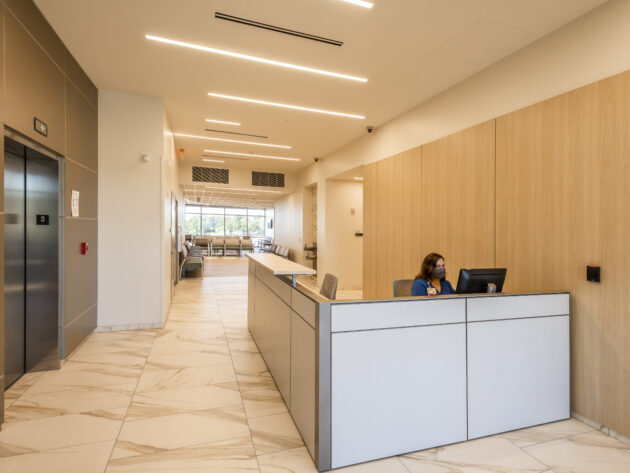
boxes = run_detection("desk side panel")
[467,315,570,439]
[467,294,569,321]
[253,278,291,404]
[331,298,465,332]
[291,311,316,458]
[330,324,467,468]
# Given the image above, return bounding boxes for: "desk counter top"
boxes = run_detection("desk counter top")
[247,252,316,276]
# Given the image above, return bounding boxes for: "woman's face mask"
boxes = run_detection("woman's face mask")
[432,267,446,279]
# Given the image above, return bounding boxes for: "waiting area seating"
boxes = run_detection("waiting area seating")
[263,243,290,259]
[180,243,203,277]
[191,235,258,257]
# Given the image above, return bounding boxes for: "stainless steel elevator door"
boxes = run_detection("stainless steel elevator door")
[3,136,59,389]
[4,148,26,387]
[25,149,59,372]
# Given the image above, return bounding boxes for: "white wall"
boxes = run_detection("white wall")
[161,112,180,323]
[324,181,363,290]
[98,90,165,330]
[272,0,630,289]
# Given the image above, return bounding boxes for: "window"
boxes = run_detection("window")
[184,204,275,238]
[202,215,224,235]
[247,216,265,237]
[225,215,247,235]
[185,214,201,235]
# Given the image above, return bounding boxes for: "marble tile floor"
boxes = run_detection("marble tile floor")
[1,259,629,472]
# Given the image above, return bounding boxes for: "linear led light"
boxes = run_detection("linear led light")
[206,119,240,126]
[203,158,225,163]
[174,132,291,149]
[146,34,367,83]
[208,92,365,119]
[204,148,300,162]
[341,0,374,8]
[353,176,364,180]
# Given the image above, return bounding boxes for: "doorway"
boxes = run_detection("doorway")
[4,133,61,388]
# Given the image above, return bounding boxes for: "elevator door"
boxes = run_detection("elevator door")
[4,136,59,388]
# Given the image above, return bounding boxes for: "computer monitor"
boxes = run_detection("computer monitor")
[456,268,507,294]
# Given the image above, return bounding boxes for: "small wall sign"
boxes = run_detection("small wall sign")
[71,190,80,217]
[34,117,48,137]
[36,214,50,225]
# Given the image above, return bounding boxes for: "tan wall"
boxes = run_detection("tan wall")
[0,0,98,421]
[363,70,630,439]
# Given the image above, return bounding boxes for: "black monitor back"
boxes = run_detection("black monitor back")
[456,268,507,294]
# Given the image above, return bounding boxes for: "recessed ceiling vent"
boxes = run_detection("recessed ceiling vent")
[193,166,229,184]
[215,12,343,47]
[252,171,285,188]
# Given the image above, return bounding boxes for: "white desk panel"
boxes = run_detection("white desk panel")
[467,293,569,322]
[467,315,570,439]
[331,324,467,468]
[330,297,465,332]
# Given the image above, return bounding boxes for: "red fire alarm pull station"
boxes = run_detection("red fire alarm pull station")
[81,242,88,255]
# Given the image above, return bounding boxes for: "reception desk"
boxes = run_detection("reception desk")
[247,254,570,471]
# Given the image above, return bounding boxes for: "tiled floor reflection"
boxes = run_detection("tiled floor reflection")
[1,256,629,472]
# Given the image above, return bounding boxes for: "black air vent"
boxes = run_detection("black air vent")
[193,166,229,184]
[215,12,343,47]
[252,171,285,188]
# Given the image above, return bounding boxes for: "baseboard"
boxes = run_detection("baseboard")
[95,322,164,332]
[572,411,630,446]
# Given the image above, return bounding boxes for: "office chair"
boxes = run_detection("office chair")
[393,279,414,297]
[320,273,338,300]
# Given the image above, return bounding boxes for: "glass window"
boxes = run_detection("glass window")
[202,215,224,236]
[247,208,265,216]
[226,208,247,216]
[225,215,247,235]
[186,205,201,214]
[185,214,201,235]
[248,216,265,237]
[204,207,225,215]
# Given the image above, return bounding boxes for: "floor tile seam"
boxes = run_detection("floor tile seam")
[520,427,617,453]
[104,323,160,472]
[515,440,559,471]
[108,432,257,462]
[3,402,135,425]
[121,401,246,423]
[9,381,139,402]
[213,276,262,472]
[503,426,596,450]
[0,437,120,460]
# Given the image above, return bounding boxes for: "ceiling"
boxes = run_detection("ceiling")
[35,0,608,174]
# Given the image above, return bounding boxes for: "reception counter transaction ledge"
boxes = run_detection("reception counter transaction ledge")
[246,253,571,471]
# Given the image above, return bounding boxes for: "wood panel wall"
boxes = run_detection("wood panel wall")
[496,71,630,438]
[363,70,630,439]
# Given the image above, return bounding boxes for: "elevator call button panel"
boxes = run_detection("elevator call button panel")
[36,215,50,225]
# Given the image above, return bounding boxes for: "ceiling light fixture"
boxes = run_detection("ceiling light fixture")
[341,0,374,8]
[206,119,240,126]
[203,159,225,163]
[146,34,367,82]
[204,149,300,162]
[353,177,364,180]
[207,92,365,119]
[174,132,291,149]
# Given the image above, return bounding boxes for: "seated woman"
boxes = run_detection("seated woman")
[411,252,456,296]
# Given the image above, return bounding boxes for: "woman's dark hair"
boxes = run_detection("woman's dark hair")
[414,252,445,281]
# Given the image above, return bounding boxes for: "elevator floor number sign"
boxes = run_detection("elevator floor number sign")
[36,215,50,225]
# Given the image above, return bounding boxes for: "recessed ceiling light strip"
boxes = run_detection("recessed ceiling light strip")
[204,128,268,139]
[207,92,365,119]
[173,132,290,149]
[203,158,225,163]
[341,0,374,8]
[214,12,343,47]
[206,119,241,126]
[204,148,300,162]
[145,34,366,82]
